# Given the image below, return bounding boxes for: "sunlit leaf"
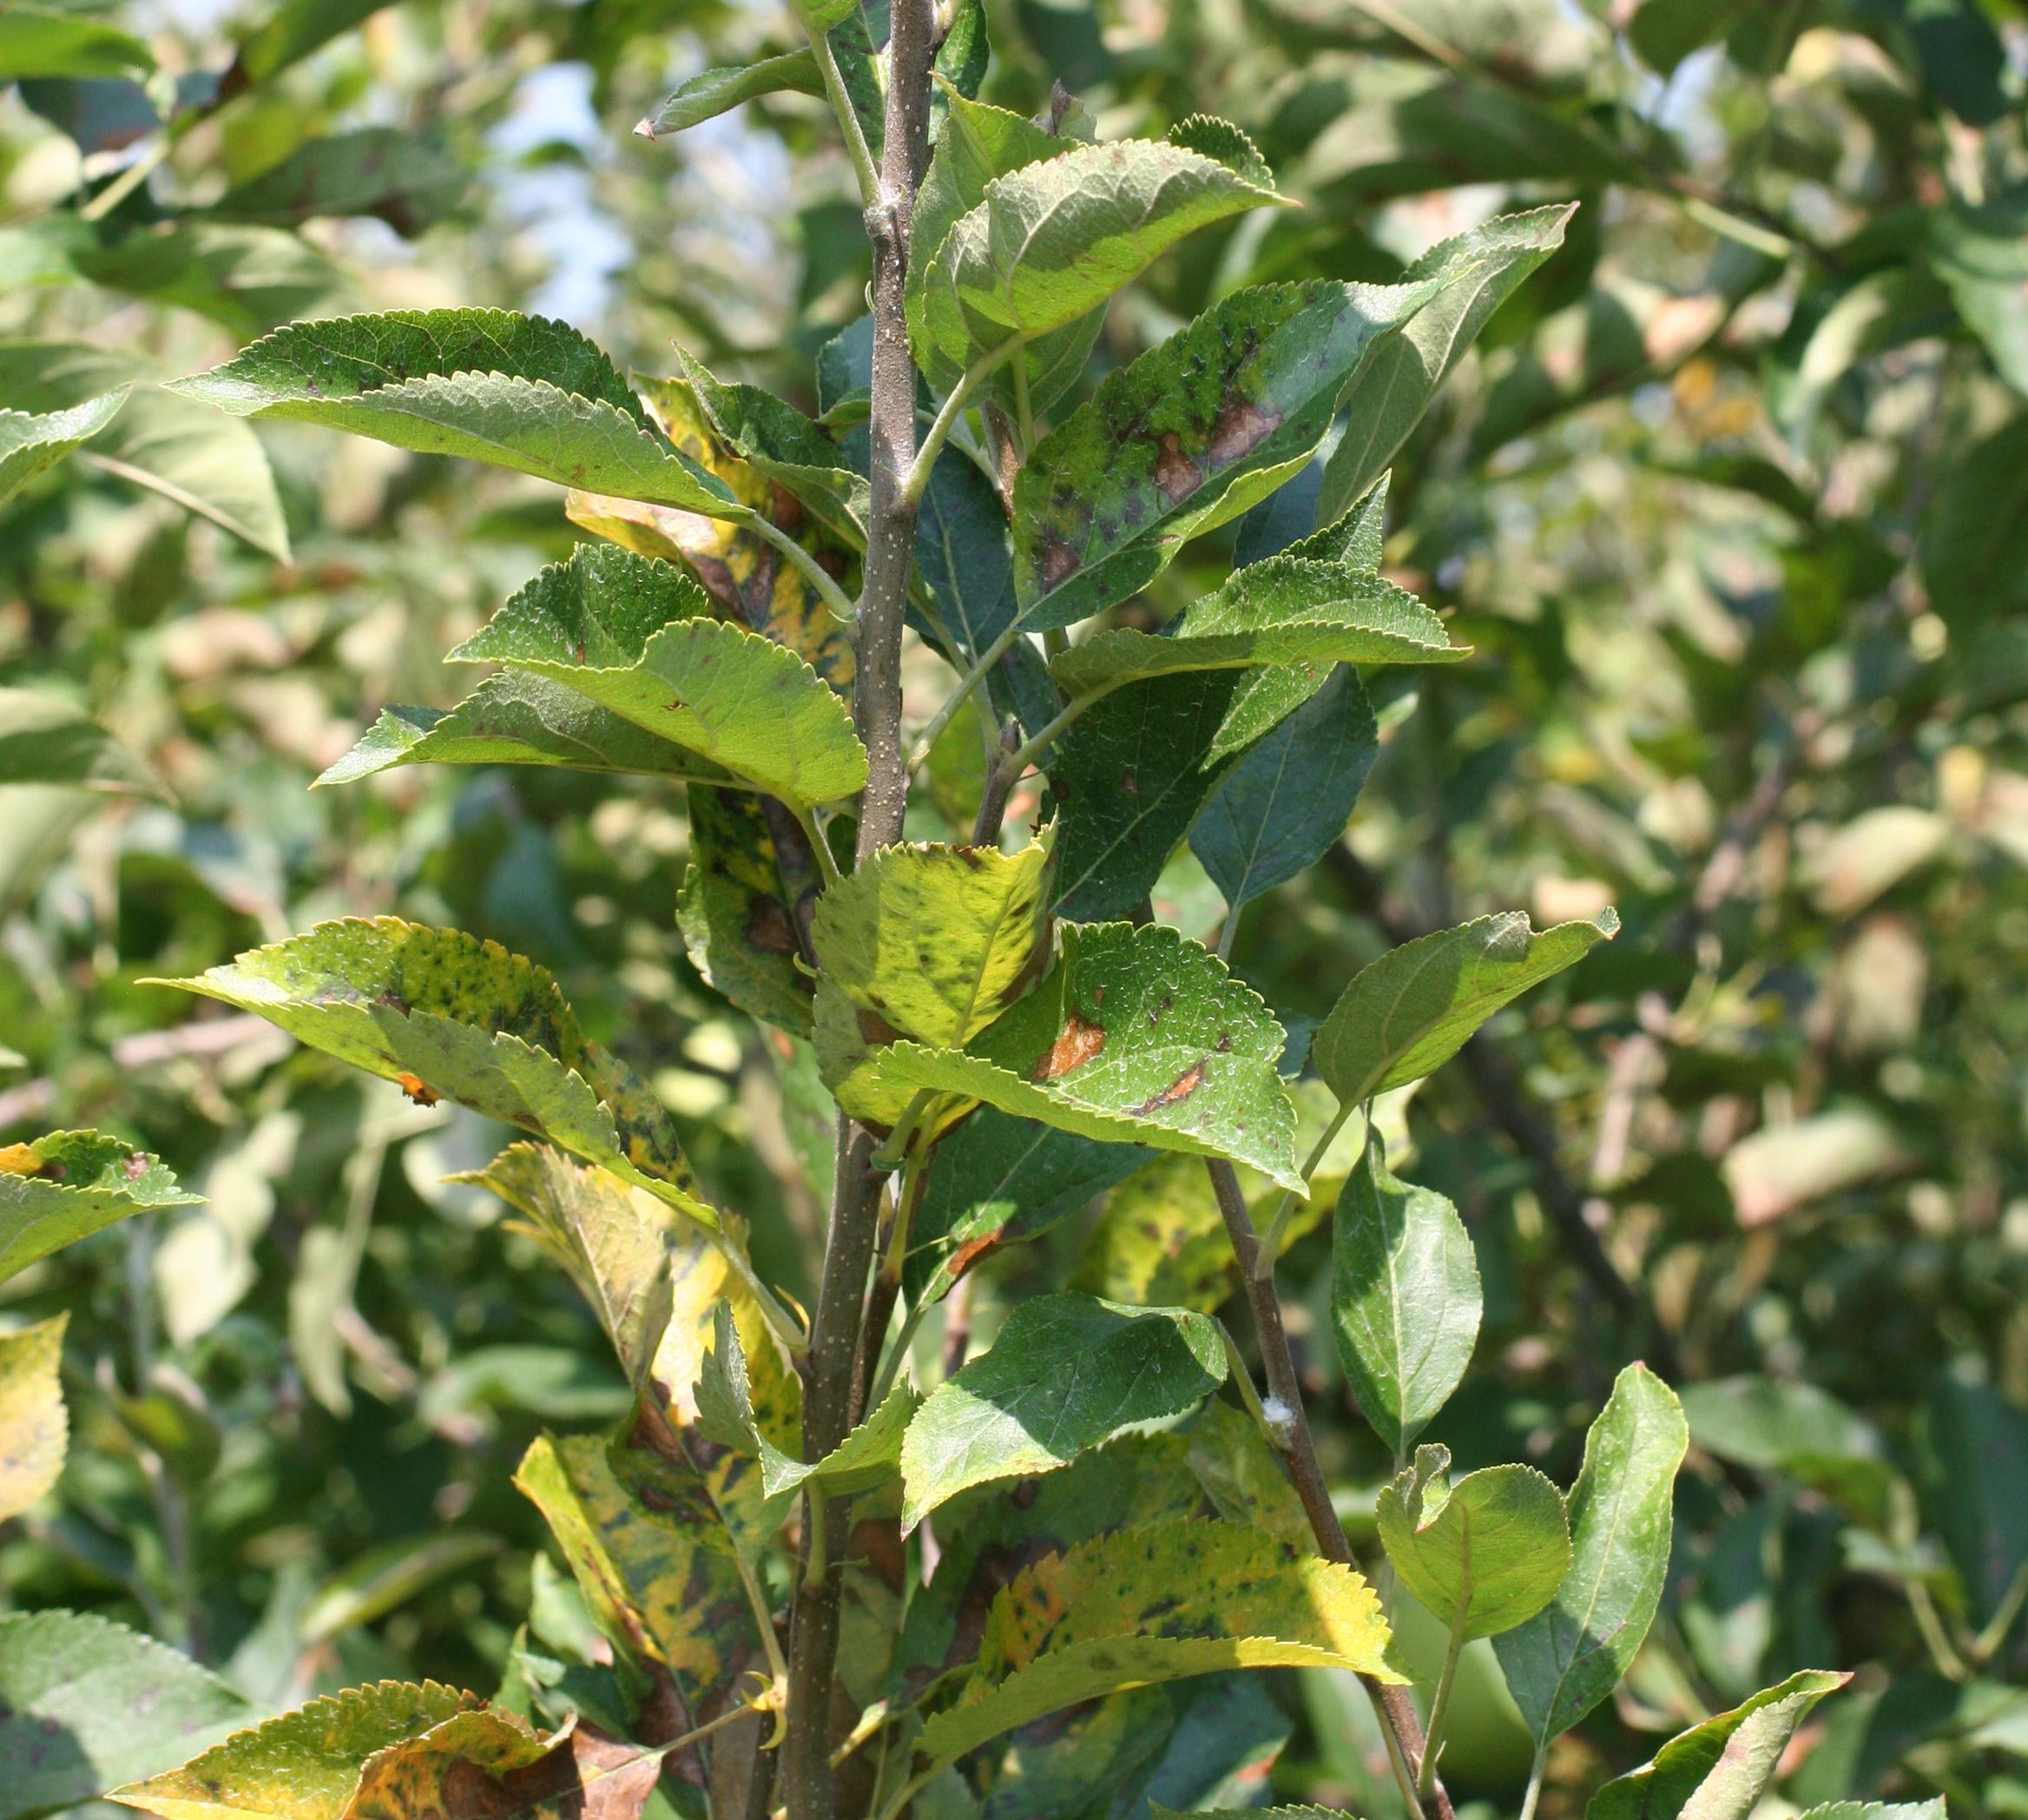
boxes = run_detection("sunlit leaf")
[170,310,740,515]
[678,786,821,1034]
[636,51,824,139]
[1331,1137,1481,1456]
[1496,1363,1689,1747]
[1587,1670,1851,1820]
[0,1131,201,1287]
[339,1704,663,1820]
[451,545,866,809]
[230,0,387,85]
[915,1521,1398,1771]
[107,1680,479,1820]
[300,1532,504,1645]
[2,1610,251,1820]
[0,4,154,80]
[1377,1445,1570,1641]
[0,384,128,507]
[899,1292,1227,1527]
[825,920,1303,1189]
[0,1313,67,1522]
[148,918,719,1227]
[1314,908,1618,1110]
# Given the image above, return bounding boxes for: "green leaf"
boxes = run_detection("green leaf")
[0,1130,201,1287]
[208,129,465,234]
[0,385,128,507]
[1192,669,1378,911]
[513,1430,757,1706]
[0,1313,67,1523]
[339,1706,665,1820]
[316,672,733,788]
[2,1610,253,1820]
[107,1680,479,1820]
[899,1292,1227,1527]
[813,833,1056,1066]
[1680,1375,1893,1522]
[1495,1362,1689,1748]
[169,310,741,516]
[1331,1137,1480,1456]
[916,1520,1399,1771]
[1627,0,1756,76]
[1319,205,1575,524]
[670,346,867,549]
[913,135,1286,384]
[147,918,719,1228]
[300,1532,504,1645]
[452,1144,674,1388]
[1796,1804,1946,1820]
[231,0,387,85]
[678,786,821,1034]
[906,92,1100,413]
[0,340,293,560]
[451,545,866,809]
[905,1111,1152,1305]
[1075,1151,1244,1316]
[0,4,155,80]
[635,50,825,138]
[1376,1445,1570,1640]
[71,223,357,343]
[1050,562,1465,702]
[1314,908,1619,1110]
[700,1300,914,1504]
[0,690,163,797]
[1013,280,1431,630]
[1155,1810,1351,1819]
[1587,1670,1852,1820]
[1923,1376,2028,1628]
[824,920,1303,1190]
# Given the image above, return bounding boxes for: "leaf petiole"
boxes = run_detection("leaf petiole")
[907,622,1022,773]
[900,335,1027,508]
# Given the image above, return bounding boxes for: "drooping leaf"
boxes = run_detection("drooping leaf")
[0,4,155,80]
[1050,564,1465,703]
[1013,280,1432,630]
[813,833,1056,1085]
[635,51,825,139]
[106,1680,479,1820]
[913,135,1286,384]
[0,1313,66,1523]
[678,786,821,1034]
[1586,1670,1852,1820]
[0,385,128,507]
[1314,908,1619,1110]
[915,1521,1398,1771]
[1318,205,1575,523]
[148,919,718,1227]
[451,545,866,809]
[899,1292,1227,1527]
[0,689,163,797]
[0,340,293,559]
[1376,1446,1570,1641]
[905,91,1099,412]
[1330,1137,1481,1457]
[699,1300,914,1505]
[1495,1363,1689,1747]
[1192,669,1378,911]
[905,1110,1152,1305]
[169,310,741,516]
[316,672,732,788]
[1,1610,252,1820]
[824,920,1303,1189]
[670,346,867,550]
[454,1144,673,1387]
[514,1428,758,1711]
[339,1704,664,1820]
[0,1130,201,1287]
[208,129,465,234]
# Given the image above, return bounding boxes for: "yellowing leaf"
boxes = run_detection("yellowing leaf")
[148,919,717,1228]
[0,1313,67,1521]
[917,1522,1399,1771]
[340,1706,664,1820]
[108,1680,482,1820]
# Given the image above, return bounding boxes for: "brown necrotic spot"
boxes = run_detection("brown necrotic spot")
[743,894,799,956]
[1206,395,1282,466]
[1128,1062,1207,1117]
[1153,433,1202,504]
[1030,1012,1105,1082]
[857,1006,903,1046]
[1041,534,1081,590]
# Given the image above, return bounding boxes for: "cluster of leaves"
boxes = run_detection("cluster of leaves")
[3,1,2025,1819]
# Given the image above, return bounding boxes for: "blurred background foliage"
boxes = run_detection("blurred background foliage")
[3,0,2028,1815]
